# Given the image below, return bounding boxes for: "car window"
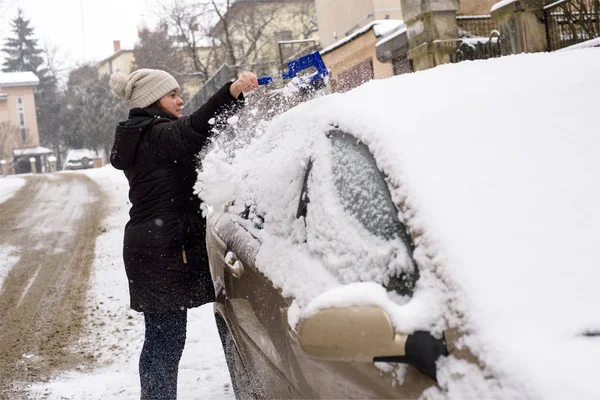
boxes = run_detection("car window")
[328,130,413,249]
[299,129,417,296]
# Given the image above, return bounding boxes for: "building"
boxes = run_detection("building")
[211,0,319,76]
[316,0,409,92]
[316,0,403,48]
[0,71,52,174]
[96,40,135,77]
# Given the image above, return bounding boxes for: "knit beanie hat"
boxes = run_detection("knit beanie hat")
[109,69,180,108]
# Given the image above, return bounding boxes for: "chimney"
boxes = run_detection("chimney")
[113,40,121,53]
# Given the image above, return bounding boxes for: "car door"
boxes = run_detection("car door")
[207,210,302,399]
[286,129,435,399]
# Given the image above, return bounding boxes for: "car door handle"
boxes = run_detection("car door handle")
[224,251,244,279]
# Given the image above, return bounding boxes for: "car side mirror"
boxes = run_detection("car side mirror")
[297,306,448,381]
[298,306,407,363]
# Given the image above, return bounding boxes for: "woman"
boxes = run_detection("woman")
[108,68,259,399]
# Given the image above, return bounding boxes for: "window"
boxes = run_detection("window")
[299,129,418,296]
[330,131,417,295]
[328,131,401,240]
[17,97,26,143]
[17,98,26,143]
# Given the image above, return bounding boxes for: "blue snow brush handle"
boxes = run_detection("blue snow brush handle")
[257,51,328,86]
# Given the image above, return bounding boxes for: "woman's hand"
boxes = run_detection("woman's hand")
[230,72,259,99]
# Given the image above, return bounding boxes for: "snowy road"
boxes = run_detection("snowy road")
[0,168,234,400]
[0,173,103,397]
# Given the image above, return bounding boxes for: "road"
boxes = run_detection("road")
[0,173,105,398]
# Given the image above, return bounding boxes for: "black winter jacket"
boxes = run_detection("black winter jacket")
[110,82,243,312]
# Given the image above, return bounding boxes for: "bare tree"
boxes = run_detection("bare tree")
[155,0,317,77]
[210,0,286,74]
[0,122,19,162]
[156,1,221,81]
[297,1,318,39]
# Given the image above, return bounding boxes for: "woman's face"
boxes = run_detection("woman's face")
[159,89,184,118]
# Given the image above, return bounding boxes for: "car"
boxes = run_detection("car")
[200,49,600,399]
[62,149,95,170]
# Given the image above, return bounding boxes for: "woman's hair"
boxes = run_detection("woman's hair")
[149,99,168,113]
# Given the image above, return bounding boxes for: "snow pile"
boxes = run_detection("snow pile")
[26,166,233,399]
[199,49,600,399]
[321,20,404,55]
[0,176,25,205]
[0,245,19,287]
[0,176,25,287]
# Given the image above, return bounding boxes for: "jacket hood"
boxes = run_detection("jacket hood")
[110,107,177,170]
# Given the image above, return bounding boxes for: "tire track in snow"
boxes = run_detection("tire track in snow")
[0,173,105,398]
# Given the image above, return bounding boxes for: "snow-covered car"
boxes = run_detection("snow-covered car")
[62,149,95,170]
[200,49,600,399]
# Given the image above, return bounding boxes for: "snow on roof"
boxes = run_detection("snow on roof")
[376,23,408,47]
[0,71,40,87]
[200,48,600,399]
[320,20,404,55]
[12,146,53,156]
[491,0,518,12]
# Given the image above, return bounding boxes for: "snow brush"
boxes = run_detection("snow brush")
[257,51,328,87]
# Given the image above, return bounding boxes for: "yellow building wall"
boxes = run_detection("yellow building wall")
[459,0,498,15]
[0,100,8,122]
[316,0,402,48]
[0,99,10,161]
[2,86,39,148]
[226,1,320,75]
[97,51,135,77]
[322,30,393,89]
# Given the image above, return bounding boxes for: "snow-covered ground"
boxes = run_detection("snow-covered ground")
[4,48,600,399]
[0,176,25,287]
[0,175,25,205]
[19,167,233,399]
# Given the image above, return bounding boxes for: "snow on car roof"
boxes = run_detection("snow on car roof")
[66,149,94,157]
[199,49,600,399]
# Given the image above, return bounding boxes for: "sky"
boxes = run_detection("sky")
[0,0,160,73]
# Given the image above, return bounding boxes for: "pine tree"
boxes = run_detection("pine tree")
[2,8,60,155]
[61,65,126,158]
[1,8,43,73]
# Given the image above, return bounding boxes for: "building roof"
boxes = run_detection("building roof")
[12,146,53,157]
[96,49,134,68]
[320,20,404,55]
[0,71,40,87]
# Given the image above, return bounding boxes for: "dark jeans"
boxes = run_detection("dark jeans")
[140,309,188,400]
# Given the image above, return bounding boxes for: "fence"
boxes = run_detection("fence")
[278,39,319,71]
[544,0,600,50]
[457,15,499,38]
[182,64,235,116]
[450,30,503,63]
